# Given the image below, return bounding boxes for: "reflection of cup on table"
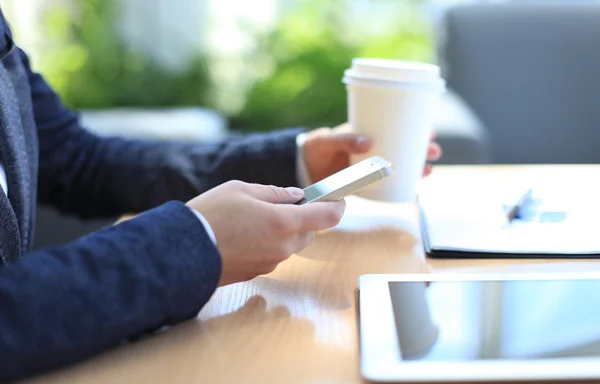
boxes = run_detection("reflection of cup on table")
[343,58,445,202]
[389,282,439,360]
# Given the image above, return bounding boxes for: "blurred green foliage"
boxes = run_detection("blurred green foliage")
[40,0,211,109]
[234,0,434,131]
[39,0,433,131]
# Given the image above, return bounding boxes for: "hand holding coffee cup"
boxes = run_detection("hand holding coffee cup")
[300,123,441,185]
[343,58,445,202]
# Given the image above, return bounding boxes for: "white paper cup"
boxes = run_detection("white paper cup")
[343,58,445,202]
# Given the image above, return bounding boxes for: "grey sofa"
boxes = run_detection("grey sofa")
[431,90,490,164]
[438,3,600,164]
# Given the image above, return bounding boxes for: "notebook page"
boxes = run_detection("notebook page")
[419,181,600,255]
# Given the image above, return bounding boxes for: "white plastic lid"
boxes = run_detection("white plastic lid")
[345,58,441,83]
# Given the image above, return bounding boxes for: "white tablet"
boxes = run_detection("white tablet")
[359,272,600,383]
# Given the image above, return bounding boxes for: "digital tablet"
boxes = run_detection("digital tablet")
[359,273,600,383]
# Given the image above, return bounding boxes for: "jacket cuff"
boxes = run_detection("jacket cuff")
[268,127,307,188]
[220,127,306,188]
[123,201,222,323]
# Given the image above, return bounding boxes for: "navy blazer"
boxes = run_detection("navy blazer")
[0,9,301,381]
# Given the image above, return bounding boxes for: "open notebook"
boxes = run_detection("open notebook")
[419,180,600,258]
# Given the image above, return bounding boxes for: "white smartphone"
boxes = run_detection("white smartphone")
[296,156,394,205]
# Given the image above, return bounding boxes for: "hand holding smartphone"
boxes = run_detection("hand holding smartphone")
[296,156,394,205]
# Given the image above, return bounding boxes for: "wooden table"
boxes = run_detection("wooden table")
[26,165,600,384]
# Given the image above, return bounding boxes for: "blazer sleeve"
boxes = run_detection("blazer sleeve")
[21,48,303,218]
[0,201,221,382]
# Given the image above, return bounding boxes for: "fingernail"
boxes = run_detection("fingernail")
[286,187,304,198]
[356,136,371,147]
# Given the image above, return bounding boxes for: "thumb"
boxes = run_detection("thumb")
[247,184,305,204]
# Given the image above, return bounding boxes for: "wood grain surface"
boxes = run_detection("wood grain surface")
[26,165,600,384]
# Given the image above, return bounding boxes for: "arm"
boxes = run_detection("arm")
[24,49,302,218]
[0,201,220,381]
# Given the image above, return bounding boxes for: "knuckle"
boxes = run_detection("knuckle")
[325,209,341,227]
[263,184,286,203]
[267,185,282,199]
[225,180,245,190]
[330,202,345,226]
[299,232,315,249]
[271,212,296,234]
[282,241,299,258]
[269,212,286,232]
[263,263,278,275]
[273,247,290,262]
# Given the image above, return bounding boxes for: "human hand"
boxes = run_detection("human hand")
[302,123,442,183]
[423,130,442,177]
[187,181,346,286]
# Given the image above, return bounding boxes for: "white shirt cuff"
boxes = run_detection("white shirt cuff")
[0,163,7,195]
[295,133,312,188]
[188,207,217,246]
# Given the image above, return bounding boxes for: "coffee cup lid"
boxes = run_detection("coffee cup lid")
[343,72,446,93]
[346,58,441,83]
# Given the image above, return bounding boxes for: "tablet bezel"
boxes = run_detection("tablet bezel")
[359,272,600,383]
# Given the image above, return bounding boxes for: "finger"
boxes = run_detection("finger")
[242,264,280,282]
[281,232,316,258]
[314,133,373,153]
[290,199,346,232]
[332,123,352,133]
[269,306,291,319]
[237,296,268,315]
[309,127,331,137]
[427,142,442,161]
[261,263,280,275]
[246,184,305,204]
[430,130,437,140]
[295,231,316,251]
[422,163,433,177]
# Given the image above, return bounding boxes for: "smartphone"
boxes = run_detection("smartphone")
[296,156,394,205]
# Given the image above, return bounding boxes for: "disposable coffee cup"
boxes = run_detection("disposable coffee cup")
[343,58,445,202]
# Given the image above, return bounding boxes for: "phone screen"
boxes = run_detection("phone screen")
[300,157,392,204]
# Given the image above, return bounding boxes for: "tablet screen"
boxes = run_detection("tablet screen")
[388,279,600,362]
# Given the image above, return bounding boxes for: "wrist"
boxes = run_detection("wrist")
[295,133,312,188]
